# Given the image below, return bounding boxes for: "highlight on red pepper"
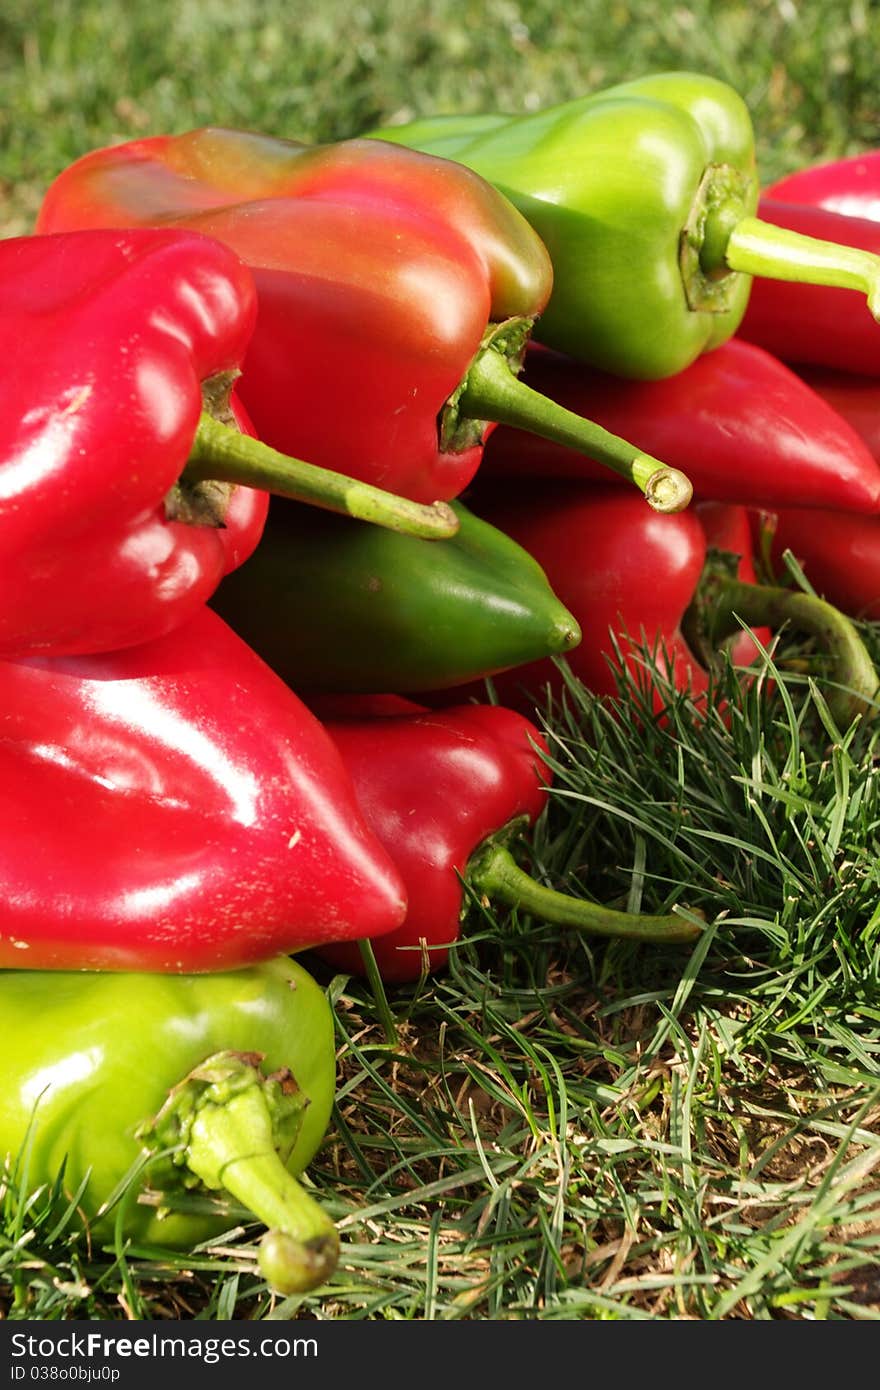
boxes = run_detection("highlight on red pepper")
[35,131,693,513]
[458,483,879,729]
[755,148,880,373]
[0,957,340,1296]
[210,498,581,694]
[480,339,880,514]
[0,227,459,661]
[309,699,702,984]
[0,607,410,972]
[767,151,880,223]
[368,71,880,379]
[738,200,880,376]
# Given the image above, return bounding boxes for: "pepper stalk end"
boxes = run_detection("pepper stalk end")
[448,320,695,509]
[643,465,693,514]
[140,1051,340,1297]
[259,1226,341,1296]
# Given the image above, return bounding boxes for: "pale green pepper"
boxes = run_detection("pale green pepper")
[371,71,880,378]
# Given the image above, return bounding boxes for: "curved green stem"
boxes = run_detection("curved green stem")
[146,1053,339,1296]
[185,412,459,540]
[723,216,880,320]
[467,839,703,944]
[703,575,880,728]
[457,344,693,514]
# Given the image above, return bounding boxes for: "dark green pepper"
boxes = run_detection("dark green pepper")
[370,71,880,379]
[0,957,338,1296]
[210,498,581,693]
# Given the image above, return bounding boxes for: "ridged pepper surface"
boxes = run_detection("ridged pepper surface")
[767,151,880,222]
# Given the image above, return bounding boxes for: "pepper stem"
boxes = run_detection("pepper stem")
[722,216,880,321]
[186,1083,339,1294]
[467,837,703,944]
[457,348,693,514]
[697,571,880,728]
[185,412,459,540]
[142,1053,339,1296]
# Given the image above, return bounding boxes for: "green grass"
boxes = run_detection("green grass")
[3,0,880,1322]
[1,0,879,235]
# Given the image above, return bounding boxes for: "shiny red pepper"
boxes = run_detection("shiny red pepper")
[793,367,880,467]
[34,131,693,513]
[481,339,880,513]
[0,607,408,972]
[454,483,878,729]
[311,699,702,983]
[739,199,880,375]
[767,152,880,223]
[0,227,458,660]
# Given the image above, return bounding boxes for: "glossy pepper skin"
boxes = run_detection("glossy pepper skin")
[370,71,880,379]
[767,152,880,222]
[739,200,880,375]
[312,700,702,983]
[793,367,880,467]
[752,156,880,370]
[35,130,692,513]
[0,228,458,660]
[211,498,581,693]
[480,340,880,513]
[459,484,878,729]
[0,227,263,658]
[0,957,340,1296]
[0,607,408,972]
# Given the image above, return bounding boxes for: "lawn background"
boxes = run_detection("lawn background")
[2,0,880,1322]
[2,0,879,237]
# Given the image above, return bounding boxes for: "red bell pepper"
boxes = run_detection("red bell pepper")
[480,339,880,513]
[0,607,409,972]
[0,227,459,660]
[456,484,878,729]
[793,367,880,468]
[766,152,880,223]
[739,199,880,375]
[310,699,702,983]
[34,131,693,513]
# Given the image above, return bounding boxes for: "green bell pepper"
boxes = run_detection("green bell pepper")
[210,498,581,693]
[0,957,338,1296]
[371,71,880,379]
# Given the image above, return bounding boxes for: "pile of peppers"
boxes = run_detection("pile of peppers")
[5,67,880,1306]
